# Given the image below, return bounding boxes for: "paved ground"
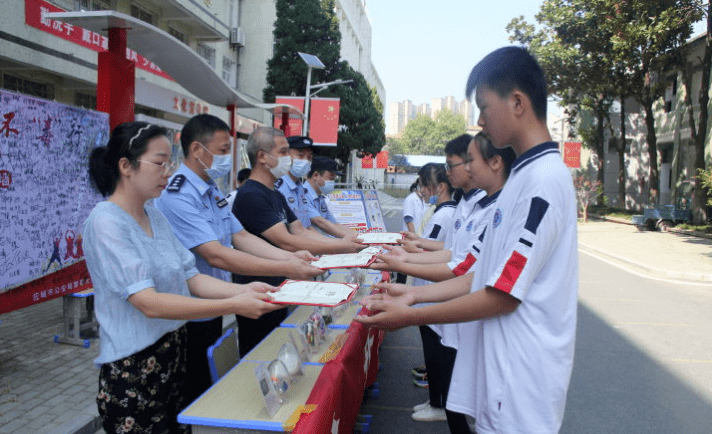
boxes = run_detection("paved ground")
[3,194,712,433]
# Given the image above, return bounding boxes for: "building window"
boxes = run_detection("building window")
[75,91,97,110]
[222,56,236,86]
[3,74,55,100]
[197,43,216,69]
[76,0,110,11]
[135,105,158,117]
[130,4,156,25]
[168,27,185,44]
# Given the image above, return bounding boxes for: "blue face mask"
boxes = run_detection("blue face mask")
[199,143,232,180]
[428,195,437,205]
[290,158,311,178]
[321,180,336,195]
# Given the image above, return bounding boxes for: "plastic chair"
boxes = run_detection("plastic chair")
[207,328,239,383]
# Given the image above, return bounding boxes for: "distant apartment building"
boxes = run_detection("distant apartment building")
[387,95,476,135]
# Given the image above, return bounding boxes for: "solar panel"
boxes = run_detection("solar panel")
[298,52,325,69]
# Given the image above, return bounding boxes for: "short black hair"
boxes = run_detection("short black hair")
[466,46,548,121]
[472,132,517,179]
[237,168,251,182]
[180,114,230,157]
[444,134,472,160]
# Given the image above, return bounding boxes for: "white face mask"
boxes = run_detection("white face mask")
[290,158,311,178]
[266,153,292,179]
[199,143,232,180]
[320,180,336,195]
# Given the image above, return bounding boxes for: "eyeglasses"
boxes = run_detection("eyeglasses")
[138,160,177,173]
[444,159,469,171]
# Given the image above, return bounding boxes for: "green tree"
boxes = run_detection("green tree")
[263,0,341,103]
[601,0,700,205]
[325,62,386,163]
[395,110,467,155]
[678,3,710,223]
[264,0,385,164]
[508,2,617,205]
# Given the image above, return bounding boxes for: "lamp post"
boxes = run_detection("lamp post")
[298,52,352,137]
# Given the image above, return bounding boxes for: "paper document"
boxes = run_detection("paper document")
[311,253,376,269]
[356,232,404,244]
[269,280,359,307]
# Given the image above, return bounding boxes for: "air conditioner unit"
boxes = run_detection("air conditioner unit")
[229,27,245,47]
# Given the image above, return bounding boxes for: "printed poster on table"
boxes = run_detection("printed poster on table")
[0,90,108,296]
[327,190,369,232]
[362,190,386,231]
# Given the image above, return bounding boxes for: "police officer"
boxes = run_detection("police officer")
[154,114,322,406]
[304,156,357,238]
[275,136,314,229]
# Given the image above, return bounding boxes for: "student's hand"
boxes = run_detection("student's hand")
[354,294,414,331]
[291,250,318,262]
[229,291,284,319]
[342,232,361,243]
[401,231,420,243]
[400,239,424,254]
[339,239,367,254]
[371,282,416,305]
[242,281,278,294]
[369,253,404,272]
[284,259,324,280]
[381,245,409,261]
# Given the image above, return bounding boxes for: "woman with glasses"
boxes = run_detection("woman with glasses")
[84,122,284,434]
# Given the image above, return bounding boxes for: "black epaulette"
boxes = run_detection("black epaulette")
[166,174,185,192]
[275,178,284,188]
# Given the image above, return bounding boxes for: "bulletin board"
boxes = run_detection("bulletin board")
[0,90,108,312]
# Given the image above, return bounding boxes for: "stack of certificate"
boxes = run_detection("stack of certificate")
[268,280,359,307]
[310,253,378,270]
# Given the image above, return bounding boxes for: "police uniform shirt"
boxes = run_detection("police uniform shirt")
[304,181,337,224]
[154,163,243,284]
[231,179,298,286]
[275,175,312,228]
[447,142,578,434]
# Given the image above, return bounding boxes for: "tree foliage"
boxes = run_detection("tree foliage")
[264,0,385,164]
[508,0,703,208]
[387,110,467,156]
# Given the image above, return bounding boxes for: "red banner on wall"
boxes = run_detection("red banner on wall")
[563,142,581,168]
[361,154,373,169]
[273,97,340,146]
[0,261,92,315]
[25,0,173,80]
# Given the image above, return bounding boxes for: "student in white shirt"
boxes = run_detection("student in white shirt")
[356,47,578,434]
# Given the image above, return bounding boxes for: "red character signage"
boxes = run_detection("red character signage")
[563,142,581,168]
[361,154,373,169]
[25,0,173,81]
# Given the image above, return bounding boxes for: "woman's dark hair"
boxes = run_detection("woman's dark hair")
[409,180,419,192]
[419,163,454,198]
[88,122,168,196]
[473,132,517,179]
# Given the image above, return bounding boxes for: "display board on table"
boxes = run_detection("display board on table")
[326,189,386,232]
[0,89,108,312]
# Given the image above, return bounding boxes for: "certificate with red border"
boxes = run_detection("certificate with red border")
[310,253,377,270]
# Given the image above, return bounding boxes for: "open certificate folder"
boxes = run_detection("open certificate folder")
[356,232,404,244]
[269,280,359,307]
[310,253,377,270]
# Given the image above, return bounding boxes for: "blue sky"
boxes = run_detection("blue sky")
[367,1,542,132]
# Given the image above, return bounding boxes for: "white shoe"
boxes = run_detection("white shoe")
[412,400,430,412]
[411,404,447,422]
